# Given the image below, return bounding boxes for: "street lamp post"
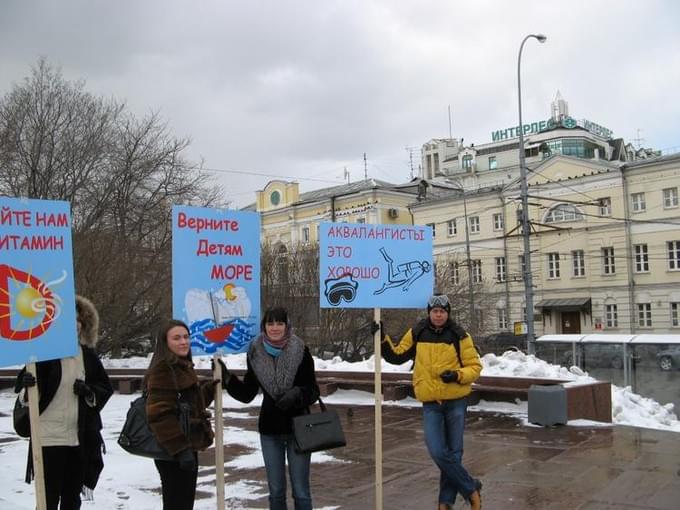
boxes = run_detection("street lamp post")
[517,33,546,355]
[449,181,475,327]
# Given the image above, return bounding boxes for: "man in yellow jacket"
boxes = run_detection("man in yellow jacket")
[379,294,483,510]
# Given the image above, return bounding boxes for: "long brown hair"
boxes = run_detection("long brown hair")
[144,319,192,387]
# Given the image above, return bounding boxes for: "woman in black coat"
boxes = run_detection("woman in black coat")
[222,307,320,510]
[14,295,113,509]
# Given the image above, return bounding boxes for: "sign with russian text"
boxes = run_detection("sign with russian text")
[491,116,613,142]
[172,206,260,355]
[319,222,433,308]
[0,197,78,367]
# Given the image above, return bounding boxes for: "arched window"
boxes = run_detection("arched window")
[544,204,583,223]
[276,243,289,284]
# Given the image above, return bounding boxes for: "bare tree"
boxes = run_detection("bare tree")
[0,59,224,356]
[433,254,497,340]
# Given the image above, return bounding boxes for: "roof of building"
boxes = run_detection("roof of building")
[623,150,679,169]
[241,178,415,211]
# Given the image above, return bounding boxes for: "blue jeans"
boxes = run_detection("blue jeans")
[260,433,312,510]
[423,398,476,506]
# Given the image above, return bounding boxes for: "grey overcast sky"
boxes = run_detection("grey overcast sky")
[1,0,679,207]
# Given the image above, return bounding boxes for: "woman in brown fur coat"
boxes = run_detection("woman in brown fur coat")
[145,319,216,510]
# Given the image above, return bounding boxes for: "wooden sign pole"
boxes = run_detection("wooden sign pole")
[26,362,47,510]
[373,307,383,510]
[213,354,225,510]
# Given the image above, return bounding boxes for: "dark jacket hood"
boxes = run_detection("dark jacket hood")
[76,295,99,348]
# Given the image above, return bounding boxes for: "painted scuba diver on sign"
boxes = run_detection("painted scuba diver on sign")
[373,247,431,295]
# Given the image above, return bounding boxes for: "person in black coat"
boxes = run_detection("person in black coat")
[221,307,320,510]
[14,295,113,510]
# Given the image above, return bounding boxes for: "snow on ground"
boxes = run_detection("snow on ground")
[107,349,680,433]
[2,350,679,508]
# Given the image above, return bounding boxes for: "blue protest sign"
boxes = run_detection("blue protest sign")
[0,198,78,367]
[172,206,260,355]
[319,222,433,308]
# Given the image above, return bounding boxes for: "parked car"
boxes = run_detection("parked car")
[562,344,624,369]
[656,346,680,371]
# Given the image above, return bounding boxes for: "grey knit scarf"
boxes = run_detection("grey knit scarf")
[248,333,305,399]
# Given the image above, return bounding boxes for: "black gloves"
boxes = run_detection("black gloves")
[20,372,36,389]
[176,449,197,471]
[211,358,230,388]
[371,321,385,341]
[73,379,94,399]
[275,387,303,411]
[440,370,459,384]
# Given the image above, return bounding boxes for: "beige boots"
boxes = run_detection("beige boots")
[469,489,482,509]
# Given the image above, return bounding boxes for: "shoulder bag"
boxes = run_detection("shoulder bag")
[13,395,31,438]
[292,397,346,453]
[117,366,190,460]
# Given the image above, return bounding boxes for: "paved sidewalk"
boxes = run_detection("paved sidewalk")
[214,404,680,509]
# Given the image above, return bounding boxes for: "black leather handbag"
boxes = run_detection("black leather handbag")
[13,396,31,438]
[292,397,346,453]
[118,365,190,460]
[118,391,190,460]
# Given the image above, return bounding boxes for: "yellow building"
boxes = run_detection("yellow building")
[412,152,680,336]
[250,178,445,246]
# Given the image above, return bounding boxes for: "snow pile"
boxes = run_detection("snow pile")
[612,385,679,430]
[103,349,680,432]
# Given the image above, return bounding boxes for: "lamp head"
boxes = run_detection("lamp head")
[535,34,547,43]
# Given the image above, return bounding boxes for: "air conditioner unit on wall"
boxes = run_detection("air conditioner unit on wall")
[388,208,399,218]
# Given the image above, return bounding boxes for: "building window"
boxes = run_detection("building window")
[634,244,649,272]
[276,243,289,284]
[669,241,680,270]
[495,257,506,282]
[427,223,436,238]
[637,303,652,327]
[356,217,366,224]
[545,204,583,223]
[497,308,508,330]
[599,197,612,216]
[631,192,646,212]
[602,247,615,274]
[572,250,585,277]
[301,227,310,243]
[447,219,457,236]
[548,252,560,279]
[472,260,482,283]
[605,304,618,328]
[451,262,460,285]
[469,216,480,234]
[493,213,504,231]
[488,156,497,170]
[663,187,678,208]
[671,303,679,327]
[462,154,473,170]
[270,190,281,206]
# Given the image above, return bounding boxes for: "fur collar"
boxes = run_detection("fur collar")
[248,334,305,399]
[76,295,99,348]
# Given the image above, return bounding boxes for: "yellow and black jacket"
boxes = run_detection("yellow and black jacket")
[381,318,482,402]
